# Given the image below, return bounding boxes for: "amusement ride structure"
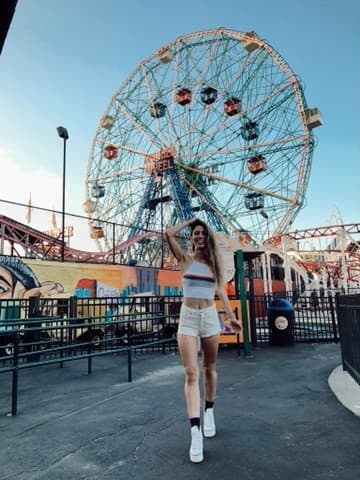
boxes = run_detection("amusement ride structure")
[4,28,357,294]
[263,224,360,293]
[84,28,322,265]
[1,214,359,295]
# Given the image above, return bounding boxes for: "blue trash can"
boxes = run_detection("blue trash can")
[268,298,295,346]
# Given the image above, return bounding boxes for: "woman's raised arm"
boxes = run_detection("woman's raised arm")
[165,218,197,261]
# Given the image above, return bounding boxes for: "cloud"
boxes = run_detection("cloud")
[0,148,96,252]
[0,147,62,221]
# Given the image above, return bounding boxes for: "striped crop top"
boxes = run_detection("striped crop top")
[182,260,216,299]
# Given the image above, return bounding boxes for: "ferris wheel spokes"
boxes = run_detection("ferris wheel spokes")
[179,162,293,203]
[86,28,320,259]
[114,98,160,150]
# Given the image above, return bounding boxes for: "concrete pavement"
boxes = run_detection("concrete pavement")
[0,343,359,480]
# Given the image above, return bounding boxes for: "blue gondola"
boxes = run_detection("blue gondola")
[241,120,259,141]
[245,192,264,210]
[92,184,105,198]
[150,102,166,118]
[201,86,218,105]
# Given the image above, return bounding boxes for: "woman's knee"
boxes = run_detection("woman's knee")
[202,362,216,377]
[184,365,199,384]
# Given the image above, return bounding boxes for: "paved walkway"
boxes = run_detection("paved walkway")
[0,343,359,480]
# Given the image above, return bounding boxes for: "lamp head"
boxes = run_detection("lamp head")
[57,126,69,140]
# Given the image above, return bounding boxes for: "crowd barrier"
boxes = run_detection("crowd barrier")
[336,293,360,386]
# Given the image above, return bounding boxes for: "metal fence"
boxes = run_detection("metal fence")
[0,295,181,351]
[0,295,181,415]
[1,290,345,414]
[251,291,339,346]
[336,293,360,386]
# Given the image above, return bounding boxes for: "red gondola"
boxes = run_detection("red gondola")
[104,145,118,160]
[90,226,104,239]
[224,97,241,116]
[247,155,266,174]
[176,88,192,106]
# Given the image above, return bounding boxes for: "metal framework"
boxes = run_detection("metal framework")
[0,214,159,263]
[267,224,360,243]
[85,28,318,265]
[264,223,360,292]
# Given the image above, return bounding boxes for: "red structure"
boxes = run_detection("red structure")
[0,214,161,263]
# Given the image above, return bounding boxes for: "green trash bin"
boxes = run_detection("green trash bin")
[268,298,295,346]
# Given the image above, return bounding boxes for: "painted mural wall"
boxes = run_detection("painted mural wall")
[0,255,182,300]
[0,255,245,342]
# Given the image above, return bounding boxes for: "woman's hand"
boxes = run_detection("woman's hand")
[165,219,198,260]
[224,314,242,333]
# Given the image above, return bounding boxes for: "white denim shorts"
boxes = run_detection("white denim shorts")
[178,304,221,338]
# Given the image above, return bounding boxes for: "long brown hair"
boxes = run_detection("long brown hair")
[190,220,224,287]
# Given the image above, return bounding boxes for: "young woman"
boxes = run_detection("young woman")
[165,218,242,463]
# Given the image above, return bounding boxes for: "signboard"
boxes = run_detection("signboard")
[144,146,175,174]
[215,298,248,344]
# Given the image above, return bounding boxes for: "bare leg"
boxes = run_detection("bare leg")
[177,334,200,418]
[201,334,220,403]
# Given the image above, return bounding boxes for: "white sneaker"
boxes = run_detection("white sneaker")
[189,426,203,463]
[203,408,216,438]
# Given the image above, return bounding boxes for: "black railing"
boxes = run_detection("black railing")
[0,296,180,415]
[251,291,339,345]
[336,293,360,386]
[1,290,345,414]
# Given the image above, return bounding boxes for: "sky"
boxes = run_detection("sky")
[0,0,359,250]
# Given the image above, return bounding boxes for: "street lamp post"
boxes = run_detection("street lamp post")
[56,126,69,262]
[160,172,164,269]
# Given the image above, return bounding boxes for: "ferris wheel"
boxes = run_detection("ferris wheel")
[84,28,322,264]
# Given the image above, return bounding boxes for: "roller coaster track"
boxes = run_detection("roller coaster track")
[267,223,360,244]
[0,215,160,263]
[265,223,360,285]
